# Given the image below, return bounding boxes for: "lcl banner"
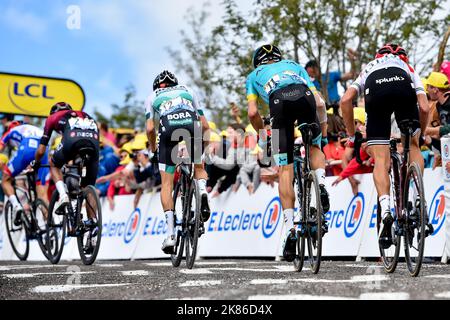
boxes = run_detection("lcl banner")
[0,72,85,117]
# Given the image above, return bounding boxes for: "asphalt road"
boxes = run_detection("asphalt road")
[1,259,450,300]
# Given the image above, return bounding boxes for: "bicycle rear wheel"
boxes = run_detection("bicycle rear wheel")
[403,163,426,277]
[185,180,200,269]
[171,180,185,267]
[306,171,322,274]
[4,202,29,261]
[377,157,401,273]
[47,190,67,264]
[77,186,102,265]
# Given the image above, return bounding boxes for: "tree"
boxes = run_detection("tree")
[93,85,144,130]
[171,0,449,114]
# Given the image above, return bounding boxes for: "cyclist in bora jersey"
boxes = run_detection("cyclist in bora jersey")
[340,44,431,247]
[246,44,330,262]
[145,70,211,254]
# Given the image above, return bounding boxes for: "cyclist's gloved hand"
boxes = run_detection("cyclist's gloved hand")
[30,160,41,171]
[345,135,355,148]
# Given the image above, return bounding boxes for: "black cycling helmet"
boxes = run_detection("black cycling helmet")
[153,70,178,91]
[252,44,282,69]
[50,102,72,115]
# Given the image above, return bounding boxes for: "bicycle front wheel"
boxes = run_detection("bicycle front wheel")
[171,180,185,267]
[306,171,322,274]
[293,160,305,272]
[34,199,52,261]
[47,190,67,265]
[77,186,102,265]
[185,180,200,270]
[4,202,29,261]
[403,163,426,277]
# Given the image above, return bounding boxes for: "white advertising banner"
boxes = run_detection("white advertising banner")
[0,170,446,261]
[96,194,152,260]
[441,136,450,260]
[199,183,284,257]
[132,193,170,260]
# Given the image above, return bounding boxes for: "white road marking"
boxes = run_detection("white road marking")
[435,292,450,299]
[32,283,131,293]
[285,275,389,284]
[250,279,288,285]
[179,280,222,287]
[166,297,211,300]
[0,265,68,271]
[98,264,123,268]
[359,292,410,300]
[144,261,259,267]
[179,268,214,275]
[120,270,149,276]
[248,294,356,300]
[3,271,94,279]
[338,264,384,269]
[425,274,450,279]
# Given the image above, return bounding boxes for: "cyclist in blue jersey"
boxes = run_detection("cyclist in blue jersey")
[246,44,330,262]
[145,70,211,254]
[0,121,50,226]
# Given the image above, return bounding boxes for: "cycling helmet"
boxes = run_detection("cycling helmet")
[153,70,178,91]
[50,102,72,115]
[376,43,408,63]
[7,120,23,131]
[252,44,282,69]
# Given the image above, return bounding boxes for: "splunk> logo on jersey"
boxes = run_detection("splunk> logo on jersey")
[344,193,365,238]
[429,186,446,236]
[375,76,405,85]
[207,196,282,239]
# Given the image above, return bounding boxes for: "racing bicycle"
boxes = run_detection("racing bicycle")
[375,119,433,277]
[46,147,102,265]
[4,167,53,261]
[170,159,204,269]
[293,123,327,274]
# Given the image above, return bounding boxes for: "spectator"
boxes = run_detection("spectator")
[425,71,450,162]
[132,149,161,208]
[106,146,134,210]
[332,127,374,195]
[323,132,345,176]
[206,123,243,197]
[305,58,355,105]
[99,122,116,145]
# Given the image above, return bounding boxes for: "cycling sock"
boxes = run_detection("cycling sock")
[379,195,390,219]
[315,168,326,186]
[197,179,208,195]
[165,210,175,236]
[55,181,67,197]
[9,195,19,207]
[283,208,294,231]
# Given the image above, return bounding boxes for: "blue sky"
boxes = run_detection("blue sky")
[0,0,252,117]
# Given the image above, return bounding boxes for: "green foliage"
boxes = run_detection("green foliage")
[169,0,449,128]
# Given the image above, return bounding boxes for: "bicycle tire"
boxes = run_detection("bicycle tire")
[171,180,185,267]
[185,180,200,269]
[4,201,29,261]
[403,162,426,277]
[293,159,304,272]
[377,157,401,273]
[47,190,67,265]
[34,199,52,261]
[306,171,322,274]
[77,185,102,265]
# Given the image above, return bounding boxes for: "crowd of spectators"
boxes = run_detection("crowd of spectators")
[0,59,448,208]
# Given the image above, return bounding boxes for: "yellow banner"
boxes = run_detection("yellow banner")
[0,72,85,117]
